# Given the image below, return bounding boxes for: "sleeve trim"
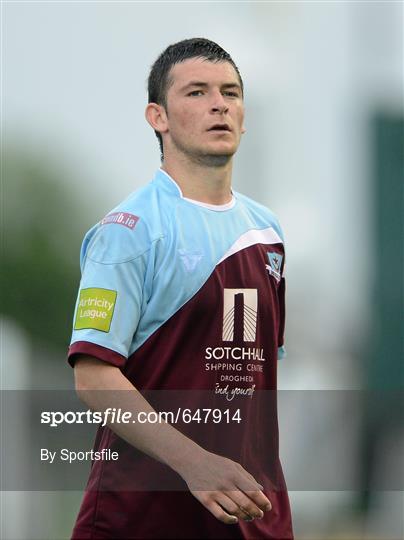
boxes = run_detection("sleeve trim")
[68,341,126,368]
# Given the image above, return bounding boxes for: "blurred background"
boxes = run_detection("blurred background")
[1,1,403,539]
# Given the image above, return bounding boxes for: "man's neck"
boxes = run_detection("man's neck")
[161,156,233,205]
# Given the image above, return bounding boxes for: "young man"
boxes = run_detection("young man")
[68,38,294,539]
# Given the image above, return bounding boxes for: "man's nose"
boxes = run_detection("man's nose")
[210,91,228,114]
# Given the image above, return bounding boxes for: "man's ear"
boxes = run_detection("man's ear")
[145,103,168,134]
[241,125,246,134]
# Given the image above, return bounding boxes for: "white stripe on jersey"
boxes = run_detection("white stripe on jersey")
[218,227,282,265]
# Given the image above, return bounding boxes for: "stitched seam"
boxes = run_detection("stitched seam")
[86,235,164,266]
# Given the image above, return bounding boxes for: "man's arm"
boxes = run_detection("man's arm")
[74,355,272,524]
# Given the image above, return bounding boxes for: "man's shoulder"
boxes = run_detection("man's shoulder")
[80,181,170,266]
[234,190,285,242]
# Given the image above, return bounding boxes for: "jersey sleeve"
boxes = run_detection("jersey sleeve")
[277,275,286,360]
[68,220,149,368]
[276,243,287,361]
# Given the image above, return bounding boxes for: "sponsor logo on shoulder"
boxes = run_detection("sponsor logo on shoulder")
[266,252,282,283]
[74,288,117,332]
[101,212,139,230]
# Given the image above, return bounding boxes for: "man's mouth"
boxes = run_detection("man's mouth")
[208,124,231,132]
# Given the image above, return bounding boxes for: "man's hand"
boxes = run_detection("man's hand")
[74,356,271,526]
[176,448,272,525]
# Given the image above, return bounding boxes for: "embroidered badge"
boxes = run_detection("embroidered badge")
[266,252,283,283]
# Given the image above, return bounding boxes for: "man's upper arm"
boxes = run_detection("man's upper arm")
[73,354,135,396]
[68,217,150,369]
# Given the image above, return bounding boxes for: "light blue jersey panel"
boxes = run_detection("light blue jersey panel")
[70,169,285,359]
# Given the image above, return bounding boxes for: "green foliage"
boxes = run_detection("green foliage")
[1,148,88,348]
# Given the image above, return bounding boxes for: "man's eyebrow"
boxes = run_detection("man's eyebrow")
[180,81,242,91]
[221,83,242,90]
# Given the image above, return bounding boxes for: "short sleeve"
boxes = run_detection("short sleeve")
[68,222,149,368]
[277,270,286,361]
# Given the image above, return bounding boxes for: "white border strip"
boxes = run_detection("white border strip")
[218,227,282,265]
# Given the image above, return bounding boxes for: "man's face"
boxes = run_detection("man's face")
[163,57,245,164]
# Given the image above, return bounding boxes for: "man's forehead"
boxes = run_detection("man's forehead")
[168,57,240,88]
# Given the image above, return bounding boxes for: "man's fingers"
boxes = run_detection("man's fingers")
[243,470,265,491]
[204,498,239,525]
[236,468,271,510]
[223,490,265,520]
[187,457,272,526]
[215,493,260,522]
[233,467,265,492]
[242,489,272,512]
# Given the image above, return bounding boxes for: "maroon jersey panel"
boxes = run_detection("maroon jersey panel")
[71,243,293,539]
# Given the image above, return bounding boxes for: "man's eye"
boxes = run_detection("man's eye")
[223,91,239,97]
[188,90,204,96]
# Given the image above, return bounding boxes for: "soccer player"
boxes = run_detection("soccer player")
[68,38,294,539]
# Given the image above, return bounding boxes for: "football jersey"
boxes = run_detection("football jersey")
[68,169,293,539]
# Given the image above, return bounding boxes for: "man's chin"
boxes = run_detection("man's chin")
[199,144,237,165]
[208,143,237,156]
[194,152,233,168]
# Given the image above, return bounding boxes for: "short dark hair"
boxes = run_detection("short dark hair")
[147,38,244,159]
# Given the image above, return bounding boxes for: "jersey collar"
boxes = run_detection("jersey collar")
[154,168,236,212]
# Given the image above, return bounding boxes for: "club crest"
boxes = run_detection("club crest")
[266,252,283,282]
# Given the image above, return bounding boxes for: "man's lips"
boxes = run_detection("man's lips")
[207,124,232,132]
